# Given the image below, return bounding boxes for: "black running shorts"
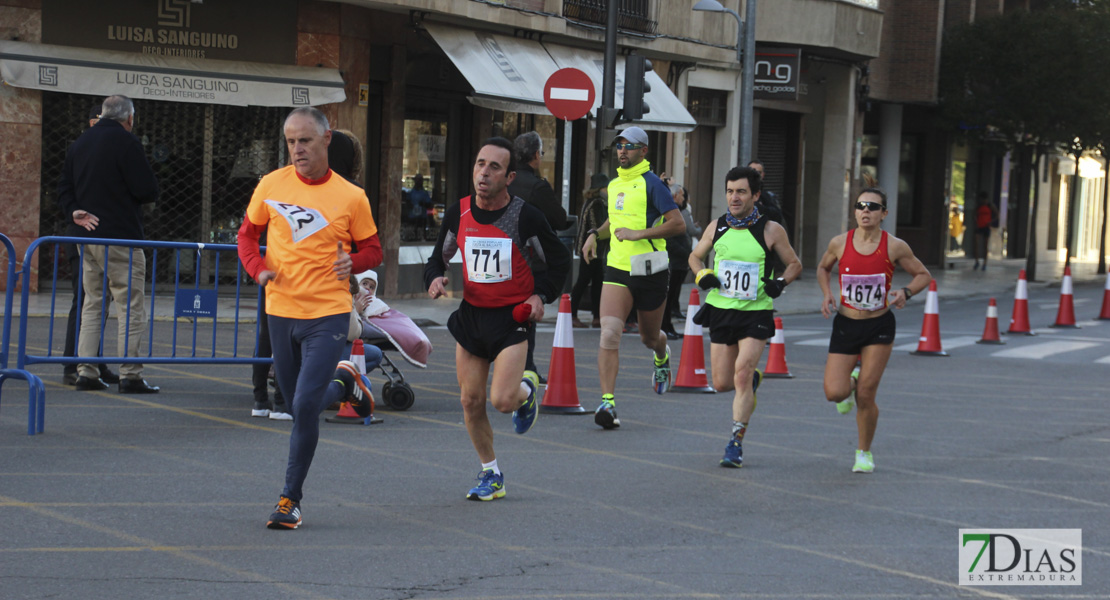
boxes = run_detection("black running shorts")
[447,300,532,362]
[697,305,774,345]
[828,310,896,355]
[603,265,669,312]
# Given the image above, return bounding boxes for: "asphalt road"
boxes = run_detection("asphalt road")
[2,281,1107,599]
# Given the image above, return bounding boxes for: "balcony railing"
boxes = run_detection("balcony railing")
[564,0,658,35]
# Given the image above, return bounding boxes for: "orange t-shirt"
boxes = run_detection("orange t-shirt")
[245,166,378,319]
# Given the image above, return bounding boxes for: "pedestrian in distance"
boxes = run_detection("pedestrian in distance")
[972,191,997,271]
[237,107,383,529]
[816,187,931,474]
[581,126,685,429]
[424,137,570,501]
[688,166,801,468]
[57,94,160,394]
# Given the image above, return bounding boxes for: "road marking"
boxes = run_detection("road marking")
[893,335,980,352]
[1096,354,1110,364]
[992,341,1098,359]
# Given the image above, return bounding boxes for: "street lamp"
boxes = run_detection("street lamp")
[693,0,756,166]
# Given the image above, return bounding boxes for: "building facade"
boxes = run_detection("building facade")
[1,0,895,294]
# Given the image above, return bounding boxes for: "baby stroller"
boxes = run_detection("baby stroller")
[363,329,417,411]
[353,270,432,411]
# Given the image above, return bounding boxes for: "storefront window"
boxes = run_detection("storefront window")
[402,119,447,242]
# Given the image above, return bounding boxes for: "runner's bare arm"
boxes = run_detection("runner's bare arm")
[887,236,931,309]
[816,233,847,318]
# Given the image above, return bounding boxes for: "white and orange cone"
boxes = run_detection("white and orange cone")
[327,339,381,425]
[763,317,793,378]
[977,298,1005,344]
[911,280,948,356]
[672,289,714,393]
[1051,265,1080,328]
[1008,269,1035,335]
[540,294,588,414]
[1098,271,1110,320]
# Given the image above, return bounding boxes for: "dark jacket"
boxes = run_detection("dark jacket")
[57,119,159,241]
[508,163,568,231]
[757,189,783,225]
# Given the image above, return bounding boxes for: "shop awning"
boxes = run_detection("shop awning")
[424,23,558,116]
[0,40,346,107]
[425,24,696,131]
[542,45,696,133]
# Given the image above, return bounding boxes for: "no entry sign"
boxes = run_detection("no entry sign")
[543,68,595,121]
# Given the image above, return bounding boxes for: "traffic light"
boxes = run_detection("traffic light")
[622,54,652,121]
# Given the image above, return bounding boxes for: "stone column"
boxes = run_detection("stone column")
[0,3,42,292]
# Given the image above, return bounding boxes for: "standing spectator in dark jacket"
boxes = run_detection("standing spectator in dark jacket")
[661,184,700,339]
[58,103,117,386]
[748,160,783,225]
[509,131,568,230]
[509,131,567,382]
[57,95,160,393]
[571,174,611,328]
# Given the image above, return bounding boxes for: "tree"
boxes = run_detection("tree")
[939,4,1110,276]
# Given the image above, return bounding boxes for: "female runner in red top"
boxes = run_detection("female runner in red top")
[816,188,932,474]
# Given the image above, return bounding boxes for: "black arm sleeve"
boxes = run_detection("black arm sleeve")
[423,201,461,290]
[520,203,571,304]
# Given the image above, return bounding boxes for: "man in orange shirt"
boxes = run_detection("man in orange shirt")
[237,107,382,530]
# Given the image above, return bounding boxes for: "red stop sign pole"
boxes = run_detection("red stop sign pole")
[544,68,596,121]
[543,68,596,218]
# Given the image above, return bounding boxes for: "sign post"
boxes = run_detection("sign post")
[544,68,595,215]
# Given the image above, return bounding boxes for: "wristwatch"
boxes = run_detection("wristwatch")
[586,228,598,238]
[902,287,913,300]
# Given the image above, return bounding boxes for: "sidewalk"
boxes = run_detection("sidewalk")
[9,256,1103,326]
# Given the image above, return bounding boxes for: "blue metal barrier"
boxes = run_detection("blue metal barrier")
[9,236,272,435]
[0,233,46,435]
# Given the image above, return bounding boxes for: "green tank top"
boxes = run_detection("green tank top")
[705,215,774,311]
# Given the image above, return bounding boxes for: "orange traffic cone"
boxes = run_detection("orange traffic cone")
[763,317,793,378]
[911,280,948,356]
[1099,272,1110,320]
[1008,269,1036,335]
[327,339,381,425]
[1051,265,1079,328]
[977,298,1005,344]
[540,294,588,414]
[672,289,714,393]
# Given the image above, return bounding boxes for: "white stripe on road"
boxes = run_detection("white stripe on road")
[992,341,1098,359]
[1095,355,1110,364]
[893,335,981,352]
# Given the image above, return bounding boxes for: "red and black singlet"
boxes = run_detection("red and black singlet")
[838,229,894,312]
[455,195,534,308]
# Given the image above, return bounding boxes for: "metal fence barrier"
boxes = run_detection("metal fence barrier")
[4,235,271,435]
[0,233,46,435]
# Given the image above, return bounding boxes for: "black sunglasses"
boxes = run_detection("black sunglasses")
[855,201,886,212]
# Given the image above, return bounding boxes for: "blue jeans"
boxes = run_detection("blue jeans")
[268,312,350,503]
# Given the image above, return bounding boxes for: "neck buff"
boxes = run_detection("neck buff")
[725,206,761,229]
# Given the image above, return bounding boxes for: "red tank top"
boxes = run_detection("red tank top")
[457,195,534,308]
[838,229,894,311]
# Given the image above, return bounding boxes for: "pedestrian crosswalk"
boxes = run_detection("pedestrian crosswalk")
[781,324,1110,364]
